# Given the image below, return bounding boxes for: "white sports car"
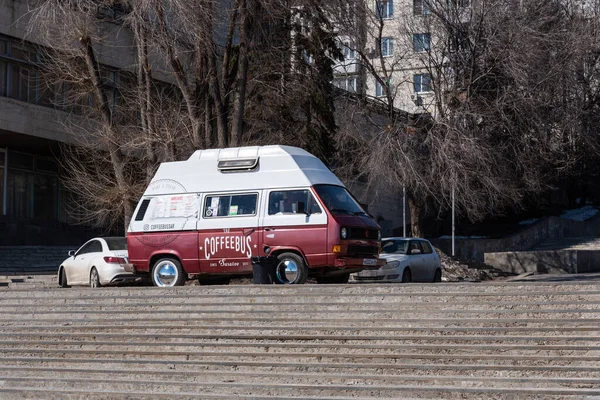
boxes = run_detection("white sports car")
[58,237,138,288]
[350,237,442,283]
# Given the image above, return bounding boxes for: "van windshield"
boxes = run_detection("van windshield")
[313,185,367,216]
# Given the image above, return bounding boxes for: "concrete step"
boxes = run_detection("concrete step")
[531,237,600,251]
[0,372,599,398]
[1,282,600,398]
[2,357,600,377]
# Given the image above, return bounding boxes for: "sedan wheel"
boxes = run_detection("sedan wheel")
[401,268,412,283]
[89,268,101,288]
[59,268,70,288]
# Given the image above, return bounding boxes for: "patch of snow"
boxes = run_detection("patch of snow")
[560,205,599,221]
[438,235,489,239]
[519,218,539,225]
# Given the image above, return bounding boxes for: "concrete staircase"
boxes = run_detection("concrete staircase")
[531,236,600,251]
[0,246,74,276]
[485,236,600,275]
[0,282,600,398]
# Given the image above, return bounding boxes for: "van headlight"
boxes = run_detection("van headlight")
[341,227,348,239]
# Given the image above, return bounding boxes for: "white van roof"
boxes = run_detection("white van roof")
[144,145,344,196]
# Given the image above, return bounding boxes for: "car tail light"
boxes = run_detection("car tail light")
[104,256,127,264]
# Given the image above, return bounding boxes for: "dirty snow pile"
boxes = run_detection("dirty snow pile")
[560,206,599,221]
[435,247,504,282]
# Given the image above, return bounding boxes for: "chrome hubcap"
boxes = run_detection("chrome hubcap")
[154,261,178,287]
[276,259,298,284]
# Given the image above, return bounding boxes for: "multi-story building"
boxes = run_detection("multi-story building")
[1,0,413,246]
[0,0,136,244]
[333,0,471,117]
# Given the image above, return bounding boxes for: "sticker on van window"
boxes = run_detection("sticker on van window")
[229,205,238,216]
[153,194,197,219]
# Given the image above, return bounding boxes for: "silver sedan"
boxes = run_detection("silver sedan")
[350,238,442,283]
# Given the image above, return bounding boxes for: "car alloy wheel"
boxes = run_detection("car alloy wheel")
[90,268,101,288]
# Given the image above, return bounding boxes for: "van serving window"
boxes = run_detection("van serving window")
[204,194,257,218]
[217,158,258,171]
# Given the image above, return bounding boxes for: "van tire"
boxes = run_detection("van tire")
[433,268,442,282]
[151,257,185,287]
[316,274,350,284]
[274,252,308,284]
[401,268,412,283]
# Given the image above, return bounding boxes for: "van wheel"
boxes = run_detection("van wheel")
[316,274,350,284]
[274,253,308,284]
[151,258,185,287]
[59,267,70,288]
[401,268,412,283]
[433,269,442,282]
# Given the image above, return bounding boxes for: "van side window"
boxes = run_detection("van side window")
[204,194,257,218]
[134,199,151,221]
[268,190,322,215]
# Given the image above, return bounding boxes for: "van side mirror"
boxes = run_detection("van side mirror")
[297,201,309,215]
[68,250,76,257]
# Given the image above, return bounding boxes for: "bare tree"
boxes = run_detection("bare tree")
[329,0,600,237]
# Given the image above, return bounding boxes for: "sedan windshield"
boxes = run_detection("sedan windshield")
[313,185,367,216]
[381,239,409,255]
[105,237,127,251]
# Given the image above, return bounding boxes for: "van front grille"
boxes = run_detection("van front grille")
[349,228,379,240]
[347,245,379,256]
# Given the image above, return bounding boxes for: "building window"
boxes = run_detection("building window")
[5,151,59,220]
[0,150,5,215]
[376,77,392,97]
[413,33,431,52]
[333,76,358,93]
[0,35,40,105]
[343,43,356,60]
[0,61,7,97]
[381,37,393,57]
[413,73,432,93]
[413,0,431,15]
[449,0,471,7]
[376,0,393,19]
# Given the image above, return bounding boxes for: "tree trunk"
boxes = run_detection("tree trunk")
[230,0,250,147]
[408,195,423,238]
[80,36,133,232]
